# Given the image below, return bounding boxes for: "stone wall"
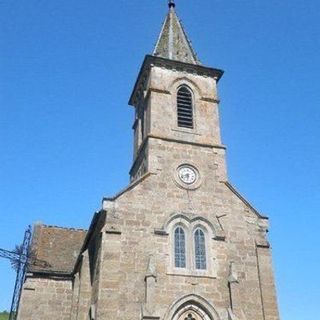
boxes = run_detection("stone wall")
[130,64,222,182]
[92,156,279,320]
[17,57,280,320]
[79,61,281,320]
[18,276,72,320]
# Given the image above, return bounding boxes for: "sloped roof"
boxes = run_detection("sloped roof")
[29,224,87,275]
[153,5,200,65]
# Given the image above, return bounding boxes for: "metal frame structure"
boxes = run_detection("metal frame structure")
[0,226,32,320]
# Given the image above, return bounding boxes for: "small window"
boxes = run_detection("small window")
[194,229,206,270]
[174,227,186,268]
[177,86,193,129]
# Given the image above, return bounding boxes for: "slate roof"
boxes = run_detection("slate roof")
[153,5,200,65]
[29,224,87,275]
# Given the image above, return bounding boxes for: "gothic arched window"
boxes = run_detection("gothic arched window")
[174,227,186,268]
[177,86,194,129]
[194,229,206,270]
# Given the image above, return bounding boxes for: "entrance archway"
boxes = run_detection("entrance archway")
[165,294,220,320]
[174,304,211,320]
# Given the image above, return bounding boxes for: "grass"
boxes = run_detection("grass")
[0,311,9,320]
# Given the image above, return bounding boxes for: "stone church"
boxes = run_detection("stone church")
[18,2,280,320]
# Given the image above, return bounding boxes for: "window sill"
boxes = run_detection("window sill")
[171,128,202,136]
[167,267,217,279]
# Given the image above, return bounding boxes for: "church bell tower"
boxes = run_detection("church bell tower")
[129,2,226,185]
[120,3,280,320]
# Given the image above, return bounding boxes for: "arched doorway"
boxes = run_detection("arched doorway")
[165,294,220,320]
[174,304,211,320]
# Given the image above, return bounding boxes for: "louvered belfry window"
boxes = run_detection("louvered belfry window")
[177,86,194,129]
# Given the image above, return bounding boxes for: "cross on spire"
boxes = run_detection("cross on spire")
[168,0,176,9]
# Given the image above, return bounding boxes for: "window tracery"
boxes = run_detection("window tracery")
[172,222,209,273]
[174,227,186,268]
[165,214,217,277]
[194,229,206,270]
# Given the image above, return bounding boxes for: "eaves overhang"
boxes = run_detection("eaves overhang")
[128,55,224,106]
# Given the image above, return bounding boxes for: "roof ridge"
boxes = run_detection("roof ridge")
[36,224,87,232]
[175,14,200,63]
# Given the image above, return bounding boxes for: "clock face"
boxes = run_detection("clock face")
[178,166,197,184]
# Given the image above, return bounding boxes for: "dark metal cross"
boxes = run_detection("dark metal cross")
[168,0,176,8]
[0,226,51,320]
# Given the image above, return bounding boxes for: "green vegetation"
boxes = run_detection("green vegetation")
[0,311,9,320]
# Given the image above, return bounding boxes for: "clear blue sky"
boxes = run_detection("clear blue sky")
[0,0,319,318]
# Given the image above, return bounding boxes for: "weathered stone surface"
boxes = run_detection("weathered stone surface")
[18,277,73,320]
[17,225,86,319]
[153,6,200,65]
[17,5,280,320]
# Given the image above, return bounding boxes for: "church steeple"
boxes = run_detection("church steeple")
[129,2,224,182]
[153,2,200,65]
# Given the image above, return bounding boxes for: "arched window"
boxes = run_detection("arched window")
[177,86,194,129]
[194,229,206,270]
[174,227,186,268]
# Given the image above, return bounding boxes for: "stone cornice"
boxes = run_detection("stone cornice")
[129,134,226,177]
[129,55,224,106]
[26,271,74,279]
[148,87,171,95]
[256,239,271,248]
[222,181,268,220]
[129,134,227,175]
[148,134,226,150]
[103,172,154,203]
[146,88,220,104]
[200,96,220,104]
[105,229,122,235]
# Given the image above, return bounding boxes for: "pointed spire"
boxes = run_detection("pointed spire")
[153,3,201,65]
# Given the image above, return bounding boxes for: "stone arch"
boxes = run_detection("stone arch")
[164,213,218,237]
[170,76,203,97]
[164,294,221,320]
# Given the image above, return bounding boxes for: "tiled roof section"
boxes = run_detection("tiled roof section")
[29,224,87,275]
[153,6,201,65]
